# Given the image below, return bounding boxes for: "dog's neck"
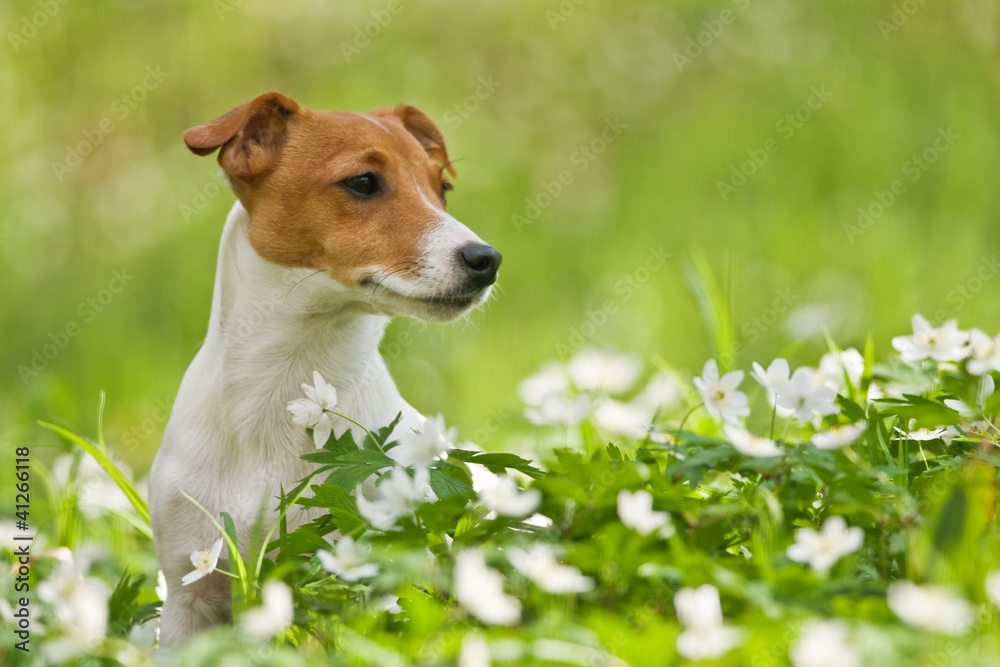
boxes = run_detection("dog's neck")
[198,202,404,456]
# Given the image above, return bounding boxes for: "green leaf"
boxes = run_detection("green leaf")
[107,571,145,638]
[448,449,546,479]
[429,467,476,501]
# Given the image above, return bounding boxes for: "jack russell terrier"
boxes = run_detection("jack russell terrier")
[149,92,501,643]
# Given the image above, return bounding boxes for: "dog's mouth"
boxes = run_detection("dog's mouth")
[361,280,489,319]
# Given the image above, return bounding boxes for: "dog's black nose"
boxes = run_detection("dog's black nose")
[458,243,502,287]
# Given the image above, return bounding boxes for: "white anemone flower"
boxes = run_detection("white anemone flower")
[478,475,541,518]
[182,538,224,585]
[287,370,339,447]
[986,571,1000,610]
[887,581,974,635]
[240,580,294,641]
[724,425,782,458]
[525,393,592,427]
[773,367,839,421]
[568,348,642,394]
[693,359,750,425]
[752,358,791,393]
[459,632,492,667]
[390,414,456,468]
[454,549,521,626]
[617,489,674,538]
[356,467,436,531]
[674,584,744,660]
[892,314,970,363]
[892,426,948,441]
[593,399,650,438]
[37,559,111,663]
[967,328,1000,375]
[790,620,861,667]
[317,536,379,581]
[817,348,865,391]
[811,422,867,450]
[787,516,863,574]
[518,361,570,407]
[507,544,594,594]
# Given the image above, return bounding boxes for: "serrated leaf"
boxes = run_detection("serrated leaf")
[429,467,476,501]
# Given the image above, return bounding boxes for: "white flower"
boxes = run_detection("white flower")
[724,424,782,458]
[773,367,839,421]
[593,399,650,438]
[693,359,750,425]
[390,414,456,468]
[525,393,591,427]
[459,632,492,667]
[986,570,1000,610]
[752,358,790,393]
[287,371,339,447]
[356,467,436,531]
[507,544,594,594]
[617,489,674,538]
[52,453,133,519]
[887,581,974,634]
[892,426,948,441]
[240,580,293,641]
[317,536,379,581]
[787,516,863,574]
[967,328,1000,375]
[811,422,867,450]
[568,348,642,394]
[37,560,110,663]
[818,349,865,391]
[454,549,521,626]
[944,375,995,420]
[674,585,744,660]
[892,314,970,363]
[790,620,861,667]
[633,372,683,413]
[479,475,541,518]
[155,570,168,602]
[518,361,570,406]
[182,538,224,585]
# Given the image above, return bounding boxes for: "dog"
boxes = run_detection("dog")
[149,92,501,644]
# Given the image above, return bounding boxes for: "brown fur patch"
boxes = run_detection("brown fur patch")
[185,97,456,287]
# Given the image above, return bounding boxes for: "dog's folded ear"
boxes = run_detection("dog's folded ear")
[374,104,456,178]
[183,92,300,181]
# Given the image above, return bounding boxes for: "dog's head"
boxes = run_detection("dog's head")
[182,92,500,322]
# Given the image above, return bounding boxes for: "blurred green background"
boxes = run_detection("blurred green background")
[3,0,999,473]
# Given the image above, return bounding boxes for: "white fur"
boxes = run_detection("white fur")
[150,202,432,643]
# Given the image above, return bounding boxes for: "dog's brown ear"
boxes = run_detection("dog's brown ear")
[375,104,456,177]
[183,92,300,181]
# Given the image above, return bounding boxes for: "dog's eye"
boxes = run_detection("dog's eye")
[340,173,381,198]
[441,180,453,204]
